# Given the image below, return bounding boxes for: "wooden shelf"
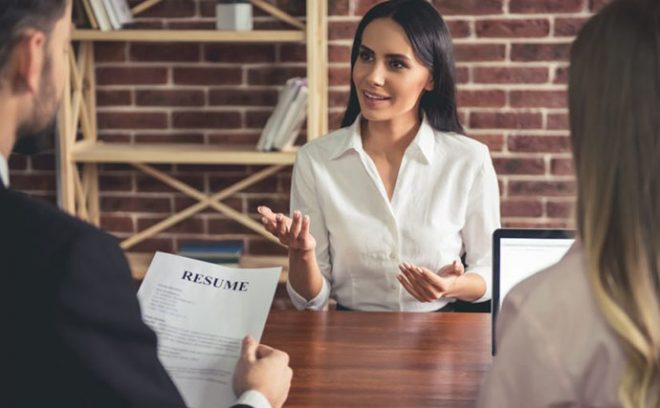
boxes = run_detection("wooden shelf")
[71,142,297,165]
[72,29,305,43]
[127,252,288,283]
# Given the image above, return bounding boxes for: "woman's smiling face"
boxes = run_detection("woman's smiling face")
[352,17,434,125]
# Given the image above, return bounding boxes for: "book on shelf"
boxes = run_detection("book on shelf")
[79,0,133,31]
[178,240,244,265]
[256,77,308,152]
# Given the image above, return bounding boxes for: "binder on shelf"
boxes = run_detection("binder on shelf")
[256,77,308,152]
[178,240,244,265]
[89,0,112,31]
[85,0,133,31]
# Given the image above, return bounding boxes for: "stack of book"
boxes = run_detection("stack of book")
[76,0,134,31]
[177,240,244,266]
[256,77,308,152]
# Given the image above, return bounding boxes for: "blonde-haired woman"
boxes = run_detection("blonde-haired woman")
[477,0,660,406]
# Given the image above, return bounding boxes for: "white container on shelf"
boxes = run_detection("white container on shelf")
[216,1,253,31]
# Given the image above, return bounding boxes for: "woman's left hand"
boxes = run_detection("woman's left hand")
[397,260,465,302]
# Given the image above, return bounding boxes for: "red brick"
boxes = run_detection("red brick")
[97,90,132,106]
[97,67,168,85]
[508,135,571,153]
[474,67,548,83]
[208,218,259,235]
[476,19,550,38]
[551,158,575,175]
[329,90,350,109]
[510,0,584,13]
[97,112,168,130]
[447,20,472,38]
[510,90,567,108]
[101,196,172,213]
[329,67,350,87]
[501,199,543,217]
[455,44,506,62]
[467,134,505,152]
[245,111,271,129]
[555,17,589,37]
[136,174,205,193]
[431,0,504,15]
[172,111,242,129]
[9,174,56,191]
[209,89,278,107]
[455,66,470,84]
[329,44,351,63]
[132,0,194,18]
[511,43,571,62]
[554,66,569,84]
[134,133,205,144]
[209,175,280,193]
[493,158,545,175]
[329,0,350,15]
[469,112,543,129]
[174,67,242,86]
[248,238,287,256]
[136,90,205,107]
[204,44,276,63]
[208,133,261,145]
[329,111,345,131]
[8,155,27,170]
[246,197,290,215]
[590,0,609,12]
[279,44,306,62]
[547,200,575,218]
[129,238,174,254]
[94,42,126,63]
[247,67,307,86]
[100,215,134,233]
[504,220,571,229]
[508,180,576,196]
[99,133,131,143]
[328,21,358,41]
[137,217,205,234]
[30,154,55,170]
[99,175,133,191]
[547,113,569,130]
[458,90,506,108]
[130,43,200,62]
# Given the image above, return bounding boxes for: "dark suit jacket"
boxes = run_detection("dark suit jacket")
[0,180,252,407]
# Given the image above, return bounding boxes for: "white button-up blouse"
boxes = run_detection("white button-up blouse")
[286,116,501,311]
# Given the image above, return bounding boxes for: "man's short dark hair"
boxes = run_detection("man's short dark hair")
[0,0,68,74]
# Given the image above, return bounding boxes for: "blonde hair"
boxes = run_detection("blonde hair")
[569,0,660,406]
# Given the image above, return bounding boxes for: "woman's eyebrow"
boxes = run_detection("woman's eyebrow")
[359,44,411,61]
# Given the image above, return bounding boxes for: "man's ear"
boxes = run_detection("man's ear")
[14,30,46,95]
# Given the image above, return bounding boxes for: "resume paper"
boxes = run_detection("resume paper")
[137,252,281,408]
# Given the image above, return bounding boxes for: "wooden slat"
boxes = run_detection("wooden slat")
[250,0,305,30]
[131,0,164,16]
[71,29,304,43]
[71,143,297,165]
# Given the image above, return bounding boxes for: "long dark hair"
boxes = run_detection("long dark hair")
[569,0,660,405]
[341,0,463,133]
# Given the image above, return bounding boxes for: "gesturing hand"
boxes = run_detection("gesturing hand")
[257,206,316,253]
[397,260,465,302]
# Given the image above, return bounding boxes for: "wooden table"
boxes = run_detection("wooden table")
[261,311,492,407]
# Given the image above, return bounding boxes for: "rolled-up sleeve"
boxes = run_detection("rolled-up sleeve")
[462,145,501,302]
[287,148,332,310]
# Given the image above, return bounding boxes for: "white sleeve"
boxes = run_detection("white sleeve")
[461,145,501,302]
[235,390,271,408]
[286,148,332,310]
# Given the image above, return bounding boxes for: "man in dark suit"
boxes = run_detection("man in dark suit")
[0,1,291,407]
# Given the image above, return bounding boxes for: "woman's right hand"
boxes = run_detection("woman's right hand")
[257,206,316,253]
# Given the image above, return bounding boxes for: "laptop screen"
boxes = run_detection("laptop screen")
[492,229,575,354]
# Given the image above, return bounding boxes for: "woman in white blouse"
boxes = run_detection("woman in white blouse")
[258,0,500,312]
[478,0,660,406]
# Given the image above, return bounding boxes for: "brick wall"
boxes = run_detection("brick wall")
[9,0,609,256]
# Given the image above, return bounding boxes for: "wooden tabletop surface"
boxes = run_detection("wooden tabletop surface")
[261,310,492,408]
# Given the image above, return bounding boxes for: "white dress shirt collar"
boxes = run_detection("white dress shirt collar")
[0,152,9,187]
[330,114,436,165]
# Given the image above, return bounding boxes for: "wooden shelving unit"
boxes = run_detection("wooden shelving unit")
[58,1,327,275]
